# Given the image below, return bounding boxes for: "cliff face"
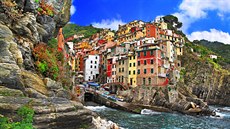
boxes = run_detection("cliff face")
[179,44,230,106]
[0,0,98,128]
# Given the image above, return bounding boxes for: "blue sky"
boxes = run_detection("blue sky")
[70,0,230,44]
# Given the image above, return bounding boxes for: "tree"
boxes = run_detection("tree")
[163,15,183,29]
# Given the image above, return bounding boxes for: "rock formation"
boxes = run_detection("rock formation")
[0,0,100,128]
[178,44,230,106]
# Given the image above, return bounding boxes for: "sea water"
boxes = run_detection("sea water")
[85,105,230,129]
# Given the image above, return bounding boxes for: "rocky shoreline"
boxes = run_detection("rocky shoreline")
[89,90,215,116]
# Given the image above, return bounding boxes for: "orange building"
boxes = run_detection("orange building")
[146,23,158,38]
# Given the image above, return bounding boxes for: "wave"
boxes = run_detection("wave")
[84,105,108,111]
[214,112,225,119]
[220,107,230,112]
[141,109,161,115]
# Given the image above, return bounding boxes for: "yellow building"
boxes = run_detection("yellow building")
[159,22,168,30]
[127,52,137,87]
[105,31,115,41]
[117,20,145,45]
[175,41,183,56]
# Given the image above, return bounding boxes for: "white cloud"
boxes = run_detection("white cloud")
[218,12,225,20]
[70,5,76,15]
[187,29,230,44]
[174,0,230,33]
[92,19,126,30]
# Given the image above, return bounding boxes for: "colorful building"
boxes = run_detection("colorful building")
[145,23,158,38]
[117,20,145,45]
[116,56,129,86]
[127,52,137,87]
[136,44,166,86]
[84,55,100,81]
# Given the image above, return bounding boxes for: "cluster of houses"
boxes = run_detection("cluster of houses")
[57,17,185,88]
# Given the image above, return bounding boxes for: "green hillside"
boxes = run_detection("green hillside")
[193,40,230,63]
[62,24,102,39]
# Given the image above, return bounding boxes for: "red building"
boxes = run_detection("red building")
[107,58,112,77]
[136,44,164,86]
[146,23,158,38]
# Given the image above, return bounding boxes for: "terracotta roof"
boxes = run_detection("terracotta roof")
[105,41,116,49]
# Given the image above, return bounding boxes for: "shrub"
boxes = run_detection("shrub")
[0,106,34,129]
[37,61,48,74]
[34,0,40,3]
[33,43,60,80]
[48,38,58,49]
[37,0,55,17]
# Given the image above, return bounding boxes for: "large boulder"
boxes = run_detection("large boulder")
[25,88,47,99]
[0,86,24,97]
[0,96,97,129]
[36,15,56,42]
[21,70,48,95]
[0,63,24,90]
[10,13,39,43]
[44,78,62,91]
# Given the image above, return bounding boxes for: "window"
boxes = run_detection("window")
[138,69,140,74]
[144,60,147,65]
[95,66,96,69]
[138,52,140,57]
[144,51,147,56]
[119,68,121,72]
[129,71,131,75]
[122,76,124,83]
[129,57,132,60]
[91,61,93,64]
[95,56,98,59]
[119,61,121,65]
[90,65,92,68]
[112,71,114,75]
[133,70,135,75]
[150,50,153,55]
[122,60,124,64]
[133,63,136,67]
[143,78,145,85]
[151,68,154,73]
[138,61,140,66]
[95,61,97,64]
[122,67,124,72]
[91,71,93,74]
[130,63,132,67]
[133,56,136,59]
[148,78,151,85]
[151,59,154,64]
[144,69,147,74]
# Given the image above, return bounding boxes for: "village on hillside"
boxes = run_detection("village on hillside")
[57,17,185,102]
